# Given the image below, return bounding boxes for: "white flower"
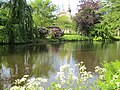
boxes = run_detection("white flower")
[20,77,27,83]
[79,65,86,71]
[80,61,84,64]
[88,71,93,78]
[118,69,120,72]
[116,82,120,88]
[41,78,47,83]
[72,75,78,81]
[75,61,84,67]
[75,63,80,67]
[60,64,70,72]
[29,78,36,82]
[38,87,44,90]
[61,79,66,84]
[10,86,20,90]
[55,83,61,88]
[23,75,29,78]
[55,72,65,80]
[102,68,106,72]
[20,87,25,90]
[113,75,119,80]
[99,75,105,80]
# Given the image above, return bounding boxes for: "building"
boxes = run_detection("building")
[58,5,72,20]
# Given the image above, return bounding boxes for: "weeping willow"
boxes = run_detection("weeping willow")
[6,0,37,43]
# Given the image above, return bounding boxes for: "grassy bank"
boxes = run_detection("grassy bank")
[60,34,91,41]
[59,34,120,41]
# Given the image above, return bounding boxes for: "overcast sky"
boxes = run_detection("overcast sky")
[51,0,79,15]
[27,0,79,15]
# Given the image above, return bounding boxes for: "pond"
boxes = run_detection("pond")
[0,41,120,89]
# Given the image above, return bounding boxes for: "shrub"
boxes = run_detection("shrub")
[48,27,64,39]
[95,60,120,90]
[38,27,48,38]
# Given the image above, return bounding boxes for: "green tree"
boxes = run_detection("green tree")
[95,0,120,39]
[0,0,37,43]
[0,0,9,42]
[30,0,56,28]
[7,0,36,43]
[55,15,76,33]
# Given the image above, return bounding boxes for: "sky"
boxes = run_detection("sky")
[51,0,79,15]
[27,0,80,15]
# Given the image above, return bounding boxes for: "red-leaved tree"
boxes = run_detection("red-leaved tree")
[74,0,101,36]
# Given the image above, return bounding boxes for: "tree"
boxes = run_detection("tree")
[30,0,56,28]
[0,0,37,43]
[7,0,36,43]
[55,15,76,33]
[0,0,9,43]
[95,0,120,39]
[74,0,101,36]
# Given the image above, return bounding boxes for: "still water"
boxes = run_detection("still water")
[0,41,120,89]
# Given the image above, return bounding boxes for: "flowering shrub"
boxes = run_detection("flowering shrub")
[10,61,120,90]
[48,27,64,38]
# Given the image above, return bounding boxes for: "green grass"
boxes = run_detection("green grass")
[60,34,90,41]
[46,35,120,42]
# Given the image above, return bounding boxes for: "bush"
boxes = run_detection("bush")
[38,27,48,38]
[48,27,64,39]
[95,60,120,90]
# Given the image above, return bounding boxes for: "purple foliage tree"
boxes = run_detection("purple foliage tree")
[74,0,101,36]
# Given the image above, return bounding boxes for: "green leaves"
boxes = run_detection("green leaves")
[96,0,120,38]
[30,0,56,28]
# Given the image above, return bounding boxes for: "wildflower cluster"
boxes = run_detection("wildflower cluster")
[9,61,120,90]
[10,75,47,90]
[95,66,106,80]
[110,69,120,90]
[53,64,78,89]
[95,61,120,90]
[52,62,93,90]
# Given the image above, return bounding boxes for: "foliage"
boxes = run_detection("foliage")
[0,0,38,43]
[94,0,120,39]
[0,0,10,43]
[95,60,120,90]
[55,15,76,33]
[10,75,47,90]
[38,27,48,38]
[74,0,101,36]
[30,0,56,28]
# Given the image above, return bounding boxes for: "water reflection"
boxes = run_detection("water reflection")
[0,41,120,89]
